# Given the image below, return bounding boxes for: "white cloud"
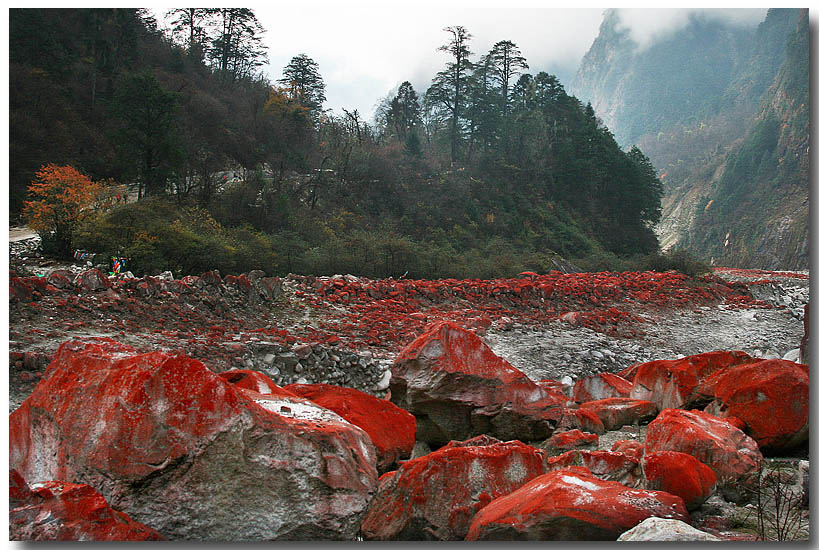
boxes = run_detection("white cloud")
[153,6,770,123]
[616,8,768,50]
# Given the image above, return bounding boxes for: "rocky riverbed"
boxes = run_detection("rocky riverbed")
[9,232,808,411]
[8,233,810,541]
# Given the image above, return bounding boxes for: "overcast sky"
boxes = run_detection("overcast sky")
[155,5,769,123]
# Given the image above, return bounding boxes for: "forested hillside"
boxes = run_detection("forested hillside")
[571,8,809,270]
[10,9,665,278]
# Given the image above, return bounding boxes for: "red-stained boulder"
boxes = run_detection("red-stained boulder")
[255,276,284,301]
[610,439,645,460]
[9,338,378,540]
[465,466,689,541]
[361,438,551,540]
[644,408,763,502]
[390,322,563,446]
[285,382,417,473]
[642,451,717,511]
[558,407,606,434]
[47,269,75,289]
[10,469,35,506]
[629,351,758,410]
[10,470,165,541]
[617,362,642,382]
[548,450,641,487]
[572,372,632,403]
[73,269,112,291]
[541,430,599,454]
[701,359,809,452]
[578,397,658,431]
[200,269,223,286]
[219,368,297,397]
[10,277,33,302]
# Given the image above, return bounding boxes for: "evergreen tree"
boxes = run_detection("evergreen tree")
[110,71,183,198]
[279,53,327,119]
[425,26,473,163]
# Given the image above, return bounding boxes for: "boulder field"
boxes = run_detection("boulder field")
[10,339,379,540]
[7,264,810,541]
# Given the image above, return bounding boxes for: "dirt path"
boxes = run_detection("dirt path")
[9,226,37,242]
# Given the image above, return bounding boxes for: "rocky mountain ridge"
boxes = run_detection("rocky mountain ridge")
[570,8,809,270]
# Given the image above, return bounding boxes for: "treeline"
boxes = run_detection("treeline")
[11,9,665,278]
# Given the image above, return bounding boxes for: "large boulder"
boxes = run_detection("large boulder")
[361,437,551,540]
[285,382,417,473]
[10,470,165,541]
[629,350,758,410]
[73,268,112,291]
[9,338,378,540]
[617,517,721,541]
[701,359,809,452]
[10,276,34,302]
[572,372,632,403]
[547,450,641,487]
[540,430,599,454]
[557,407,605,434]
[644,408,763,502]
[578,397,658,430]
[610,439,645,460]
[642,451,717,511]
[390,322,563,446]
[465,466,689,541]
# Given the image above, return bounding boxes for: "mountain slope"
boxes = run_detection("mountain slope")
[678,9,809,269]
[571,8,809,270]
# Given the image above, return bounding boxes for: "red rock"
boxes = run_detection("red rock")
[10,277,33,302]
[9,338,378,540]
[536,378,569,396]
[548,450,641,487]
[73,269,112,291]
[541,430,599,454]
[578,397,658,431]
[159,279,193,294]
[255,276,283,301]
[285,382,417,473]
[46,271,74,289]
[701,359,809,452]
[10,470,165,541]
[610,439,644,460]
[572,372,633,403]
[293,343,313,358]
[559,311,582,326]
[465,466,689,540]
[235,273,253,292]
[219,368,296,397]
[644,408,763,502]
[617,362,642,382]
[643,451,717,511]
[10,469,34,506]
[557,407,605,434]
[200,269,223,286]
[629,351,758,410]
[390,322,563,446]
[361,439,551,540]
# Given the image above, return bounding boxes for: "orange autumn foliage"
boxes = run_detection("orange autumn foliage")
[22,164,104,254]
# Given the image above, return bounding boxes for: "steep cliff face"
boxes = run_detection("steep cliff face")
[679,9,809,269]
[571,8,809,270]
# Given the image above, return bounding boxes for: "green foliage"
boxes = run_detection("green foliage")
[642,249,712,277]
[74,198,275,276]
